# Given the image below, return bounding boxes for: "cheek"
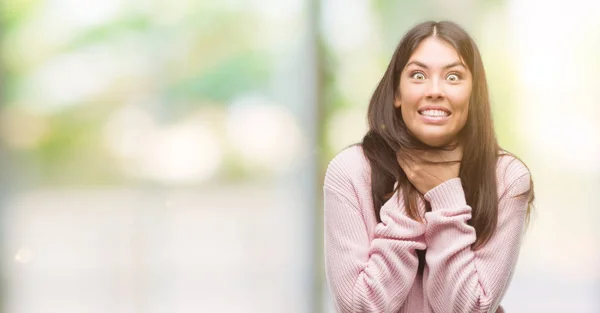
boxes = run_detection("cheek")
[398,84,422,108]
[448,87,471,111]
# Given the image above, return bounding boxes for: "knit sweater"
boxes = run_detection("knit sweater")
[323,145,531,313]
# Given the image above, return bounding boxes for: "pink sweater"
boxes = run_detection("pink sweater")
[323,145,531,313]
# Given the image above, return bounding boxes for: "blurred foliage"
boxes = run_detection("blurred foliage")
[0,0,41,29]
[64,16,152,51]
[33,104,119,184]
[0,2,273,185]
[166,52,270,103]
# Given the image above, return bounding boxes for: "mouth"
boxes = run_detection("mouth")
[417,107,451,124]
[418,107,451,117]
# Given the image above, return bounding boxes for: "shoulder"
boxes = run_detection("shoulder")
[496,151,532,197]
[324,144,371,195]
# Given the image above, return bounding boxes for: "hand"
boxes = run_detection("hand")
[396,144,463,195]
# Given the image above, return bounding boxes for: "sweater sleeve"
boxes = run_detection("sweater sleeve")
[324,156,426,313]
[421,162,531,313]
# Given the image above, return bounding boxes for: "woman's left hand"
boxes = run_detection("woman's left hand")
[397,144,463,195]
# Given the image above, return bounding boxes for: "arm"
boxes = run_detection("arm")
[422,170,531,313]
[324,168,426,312]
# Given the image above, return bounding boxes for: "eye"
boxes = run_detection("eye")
[446,73,461,82]
[411,72,426,80]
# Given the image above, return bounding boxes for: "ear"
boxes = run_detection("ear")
[394,96,401,108]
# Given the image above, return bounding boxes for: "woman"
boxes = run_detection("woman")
[323,21,535,313]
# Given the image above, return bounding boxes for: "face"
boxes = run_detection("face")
[395,36,472,147]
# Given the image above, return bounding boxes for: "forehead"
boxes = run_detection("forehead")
[407,37,463,66]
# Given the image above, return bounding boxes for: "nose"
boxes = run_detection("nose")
[425,79,445,100]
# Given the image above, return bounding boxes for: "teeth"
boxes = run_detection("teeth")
[420,109,449,117]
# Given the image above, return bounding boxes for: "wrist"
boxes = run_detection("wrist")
[423,178,467,210]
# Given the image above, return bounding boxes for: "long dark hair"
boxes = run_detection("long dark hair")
[361,20,534,249]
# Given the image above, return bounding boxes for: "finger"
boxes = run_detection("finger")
[425,169,444,184]
[397,150,417,165]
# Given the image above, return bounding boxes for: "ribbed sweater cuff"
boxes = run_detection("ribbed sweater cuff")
[423,178,468,210]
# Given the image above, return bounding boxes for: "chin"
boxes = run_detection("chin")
[415,133,456,147]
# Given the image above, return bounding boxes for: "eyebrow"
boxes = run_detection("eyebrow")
[406,60,465,70]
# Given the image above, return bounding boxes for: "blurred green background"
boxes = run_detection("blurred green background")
[0,0,599,312]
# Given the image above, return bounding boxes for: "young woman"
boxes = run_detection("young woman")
[323,21,535,313]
